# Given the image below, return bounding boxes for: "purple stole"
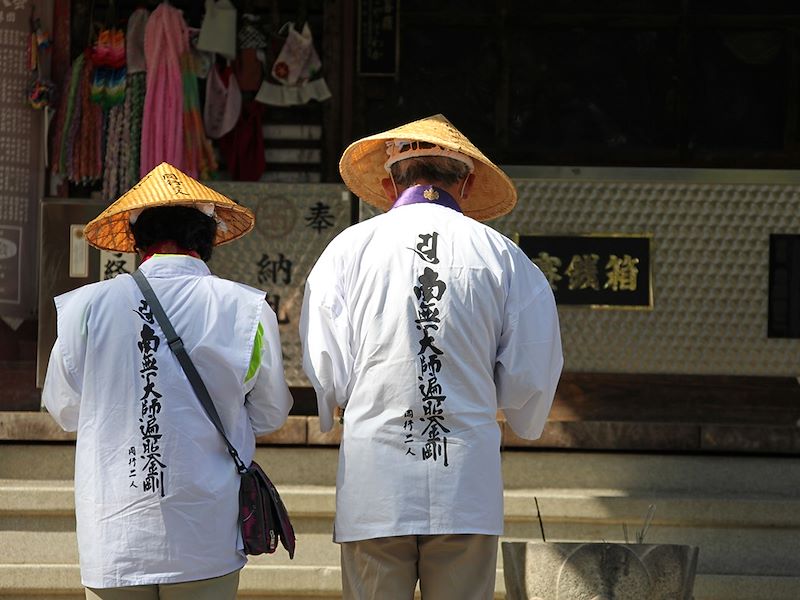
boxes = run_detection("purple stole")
[390,185,462,213]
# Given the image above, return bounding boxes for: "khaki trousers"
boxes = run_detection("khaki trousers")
[84,569,240,600]
[340,534,498,600]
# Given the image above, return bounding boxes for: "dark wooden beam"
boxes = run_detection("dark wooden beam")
[550,373,800,426]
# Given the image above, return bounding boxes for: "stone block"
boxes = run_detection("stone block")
[502,541,698,600]
[306,417,342,445]
[256,416,307,445]
[0,412,74,441]
[504,421,700,451]
[701,425,800,454]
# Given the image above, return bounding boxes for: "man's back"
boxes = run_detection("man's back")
[305,114,562,599]
[44,255,291,587]
[301,202,562,542]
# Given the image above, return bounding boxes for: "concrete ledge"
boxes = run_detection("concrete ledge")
[0,413,311,446]
[508,421,701,451]
[0,564,82,594]
[0,481,73,514]
[5,444,800,494]
[255,417,307,445]
[0,412,75,442]
[306,416,342,445]
[5,480,799,530]
[693,574,800,600]
[505,492,800,528]
[1,564,798,600]
[239,565,343,594]
[3,411,799,454]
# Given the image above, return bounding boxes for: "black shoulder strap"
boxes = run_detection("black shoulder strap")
[132,269,248,474]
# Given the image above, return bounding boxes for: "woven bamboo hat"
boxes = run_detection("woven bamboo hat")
[84,162,255,253]
[339,114,517,221]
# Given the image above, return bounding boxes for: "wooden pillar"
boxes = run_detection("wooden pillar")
[322,0,355,184]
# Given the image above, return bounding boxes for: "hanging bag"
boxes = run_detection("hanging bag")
[131,269,296,558]
[204,63,242,139]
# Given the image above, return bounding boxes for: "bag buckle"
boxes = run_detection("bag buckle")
[168,336,184,353]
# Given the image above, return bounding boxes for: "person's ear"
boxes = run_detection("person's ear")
[461,173,476,200]
[381,177,398,202]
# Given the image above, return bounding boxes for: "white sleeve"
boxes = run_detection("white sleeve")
[243,303,294,435]
[299,254,352,433]
[42,338,82,432]
[495,274,564,440]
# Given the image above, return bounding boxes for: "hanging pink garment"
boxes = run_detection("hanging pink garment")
[140,4,189,176]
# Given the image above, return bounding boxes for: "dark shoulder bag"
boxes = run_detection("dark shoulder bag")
[132,269,295,558]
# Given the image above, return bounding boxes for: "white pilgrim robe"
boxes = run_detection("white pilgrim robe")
[300,202,563,543]
[43,255,293,588]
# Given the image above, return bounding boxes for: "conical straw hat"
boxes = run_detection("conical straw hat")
[339,114,517,221]
[84,162,255,253]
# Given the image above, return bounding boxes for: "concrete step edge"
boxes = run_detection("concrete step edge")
[2,483,799,528]
[693,574,800,600]
[1,564,799,599]
[5,530,800,574]
[5,444,800,495]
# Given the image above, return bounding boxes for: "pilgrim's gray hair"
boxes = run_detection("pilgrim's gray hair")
[390,156,471,187]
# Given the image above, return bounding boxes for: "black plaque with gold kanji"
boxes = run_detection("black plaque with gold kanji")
[517,234,652,309]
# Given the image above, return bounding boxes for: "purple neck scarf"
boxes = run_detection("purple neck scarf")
[390,185,462,213]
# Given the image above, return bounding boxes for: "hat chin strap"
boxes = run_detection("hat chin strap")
[458,177,469,201]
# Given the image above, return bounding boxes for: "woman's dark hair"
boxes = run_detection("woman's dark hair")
[130,206,217,261]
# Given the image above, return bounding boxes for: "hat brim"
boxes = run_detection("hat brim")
[84,162,255,253]
[84,203,255,254]
[338,117,517,221]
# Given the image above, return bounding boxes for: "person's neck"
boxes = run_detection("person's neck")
[139,241,200,263]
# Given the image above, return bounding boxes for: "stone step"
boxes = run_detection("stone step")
[2,522,798,577]
[3,480,800,576]
[1,564,799,600]
[500,450,800,496]
[6,479,797,528]
[4,445,800,497]
[3,444,800,599]
[2,522,797,579]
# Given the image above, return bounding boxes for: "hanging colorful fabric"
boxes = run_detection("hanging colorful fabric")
[182,51,217,179]
[125,72,146,187]
[28,79,54,110]
[142,3,215,178]
[98,0,132,199]
[75,52,104,183]
[51,50,103,184]
[50,53,84,176]
[90,27,127,109]
[123,8,148,187]
[27,11,54,110]
[141,3,188,175]
[102,103,125,201]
